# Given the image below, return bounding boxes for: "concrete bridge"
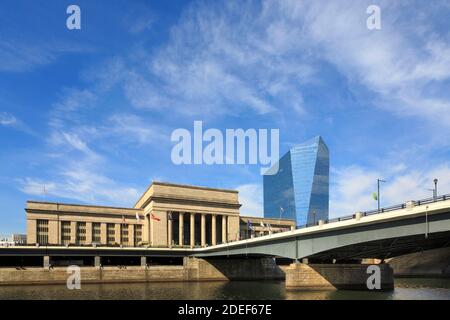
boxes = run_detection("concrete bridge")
[194,194,450,261]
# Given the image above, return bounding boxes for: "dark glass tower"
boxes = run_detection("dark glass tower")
[263,136,329,226]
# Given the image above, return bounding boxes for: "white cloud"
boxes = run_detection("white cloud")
[0,40,92,73]
[236,183,263,217]
[48,131,96,155]
[50,88,97,129]
[20,168,140,207]
[131,0,450,124]
[330,163,450,218]
[0,111,35,135]
[0,112,17,126]
[108,113,167,146]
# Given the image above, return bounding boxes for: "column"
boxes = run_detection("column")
[115,224,121,245]
[201,214,206,247]
[48,220,59,245]
[70,221,76,244]
[190,213,195,248]
[100,223,107,245]
[85,222,92,245]
[128,224,134,247]
[168,215,173,248]
[211,214,217,246]
[179,212,184,246]
[222,215,227,243]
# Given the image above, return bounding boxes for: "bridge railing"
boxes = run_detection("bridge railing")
[299,193,450,229]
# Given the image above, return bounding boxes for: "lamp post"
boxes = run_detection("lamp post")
[377,179,386,213]
[434,179,438,201]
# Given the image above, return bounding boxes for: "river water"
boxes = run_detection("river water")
[0,278,449,300]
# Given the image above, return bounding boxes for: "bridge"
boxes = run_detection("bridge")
[193,194,450,261]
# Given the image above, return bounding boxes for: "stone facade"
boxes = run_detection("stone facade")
[26,181,294,248]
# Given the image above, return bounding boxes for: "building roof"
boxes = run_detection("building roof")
[133,181,239,209]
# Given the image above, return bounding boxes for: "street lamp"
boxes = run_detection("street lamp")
[377,179,387,212]
[434,179,438,200]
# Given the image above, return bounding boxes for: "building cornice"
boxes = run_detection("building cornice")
[140,194,242,210]
[134,181,240,209]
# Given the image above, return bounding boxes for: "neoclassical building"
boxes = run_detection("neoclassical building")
[26,182,294,248]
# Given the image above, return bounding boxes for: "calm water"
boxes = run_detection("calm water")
[0,278,450,300]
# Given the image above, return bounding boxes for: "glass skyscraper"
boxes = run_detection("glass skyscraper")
[263,136,329,227]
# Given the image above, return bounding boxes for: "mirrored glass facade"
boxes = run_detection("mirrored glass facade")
[263,136,329,226]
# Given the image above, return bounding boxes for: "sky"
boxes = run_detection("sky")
[1,0,450,235]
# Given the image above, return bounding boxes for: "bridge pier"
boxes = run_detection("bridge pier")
[285,263,394,291]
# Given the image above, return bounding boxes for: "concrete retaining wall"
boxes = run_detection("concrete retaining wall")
[0,257,287,285]
[0,266,186,285]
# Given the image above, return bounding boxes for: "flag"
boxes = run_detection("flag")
[135,212,140,221]
[268,223,272,231]
[372,192,378,201]
[168,212,173,221]
[260,221,265,228]
[248,220,254,230]
[151,213,160,221]
[121,215,125,223]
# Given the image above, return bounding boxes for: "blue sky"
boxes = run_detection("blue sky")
[1,0,450,234]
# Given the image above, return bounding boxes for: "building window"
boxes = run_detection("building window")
[61,221,71,245]
[76,222,86,245]
[121,224,129,245]
[134,225,142,246]
[107,223,115,245]
[36,219,48,245]
[92,223,101,243]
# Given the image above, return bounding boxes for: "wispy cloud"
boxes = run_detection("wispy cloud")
[0,112,17,126]
[138,0,450,124]
[108,113,167,146]
[236,183,263,217]
[20,169,140,207]
[0,40,93,73]
[21,128,140,206]
[0,111,35,135]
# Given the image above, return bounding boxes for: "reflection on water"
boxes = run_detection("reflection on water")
[0,278,450,300]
